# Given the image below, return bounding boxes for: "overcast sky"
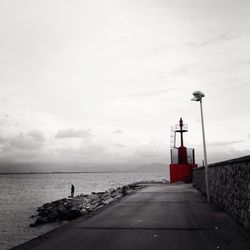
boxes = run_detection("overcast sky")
[0,0,249,169]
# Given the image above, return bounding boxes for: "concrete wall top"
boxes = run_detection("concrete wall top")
[209,155,250,167]
[193,155,250,171]
[193,166,205,171]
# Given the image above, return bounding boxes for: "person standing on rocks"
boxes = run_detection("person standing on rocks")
[71,184,75,198]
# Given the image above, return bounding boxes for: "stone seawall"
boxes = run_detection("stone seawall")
[193,155,250,231]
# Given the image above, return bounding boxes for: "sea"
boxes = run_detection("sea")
[0,171,168,250]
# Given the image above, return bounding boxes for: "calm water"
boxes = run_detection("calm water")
[0,172,168,250]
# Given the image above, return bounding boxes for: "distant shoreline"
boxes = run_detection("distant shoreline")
[0,171,166,175]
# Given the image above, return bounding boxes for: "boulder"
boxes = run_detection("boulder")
[47,210,58,222]
[64,203,73,210]
[90,197,102,205]
[56,206,69,219]
[114,193,122,199]
[67,207,81,219]
[39,208,51,216]
[96,204,104,209]
[102,198,114,205]
[111,190,119,197]
[80,208,87,215]
[122,186,128,195]
[35,216,48,225]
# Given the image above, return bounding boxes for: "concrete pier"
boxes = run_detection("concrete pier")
[13,183,250,250]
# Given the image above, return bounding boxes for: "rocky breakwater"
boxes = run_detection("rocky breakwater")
[30,184,141,227]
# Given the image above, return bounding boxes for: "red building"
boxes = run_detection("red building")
[170,118,197,183]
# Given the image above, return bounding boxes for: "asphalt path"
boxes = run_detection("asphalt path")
[13,183,250,250]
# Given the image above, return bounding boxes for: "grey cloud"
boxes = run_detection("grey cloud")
[0,136,7,146]
[113,129,124,134]
[143,42,173,54]
[55,142,106,161]
[0,114,11,127]
[171,64,198,76]
[28,130,45,141]
[79,143,105,155]
[9,133,45,150]
[113,144,126,148]
[186,33,235,47]
[215,34,235,42]
[55,129,92,139]
[204,148,250,165]
[136,142,169,162]
[207,140,244,147]
[124,88,175,98]
[0,130,45,153]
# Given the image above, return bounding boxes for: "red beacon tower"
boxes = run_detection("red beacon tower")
[170,118,197,183]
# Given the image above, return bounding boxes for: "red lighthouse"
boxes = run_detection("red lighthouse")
[169,118,197,183]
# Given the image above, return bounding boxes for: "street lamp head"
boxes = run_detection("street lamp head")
[191,91,205,101]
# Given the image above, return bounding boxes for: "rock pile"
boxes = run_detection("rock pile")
[30,184,141,227]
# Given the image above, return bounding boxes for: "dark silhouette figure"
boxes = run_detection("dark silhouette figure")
[71,184,75,198]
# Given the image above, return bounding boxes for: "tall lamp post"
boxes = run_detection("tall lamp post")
[191,91,210,203]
